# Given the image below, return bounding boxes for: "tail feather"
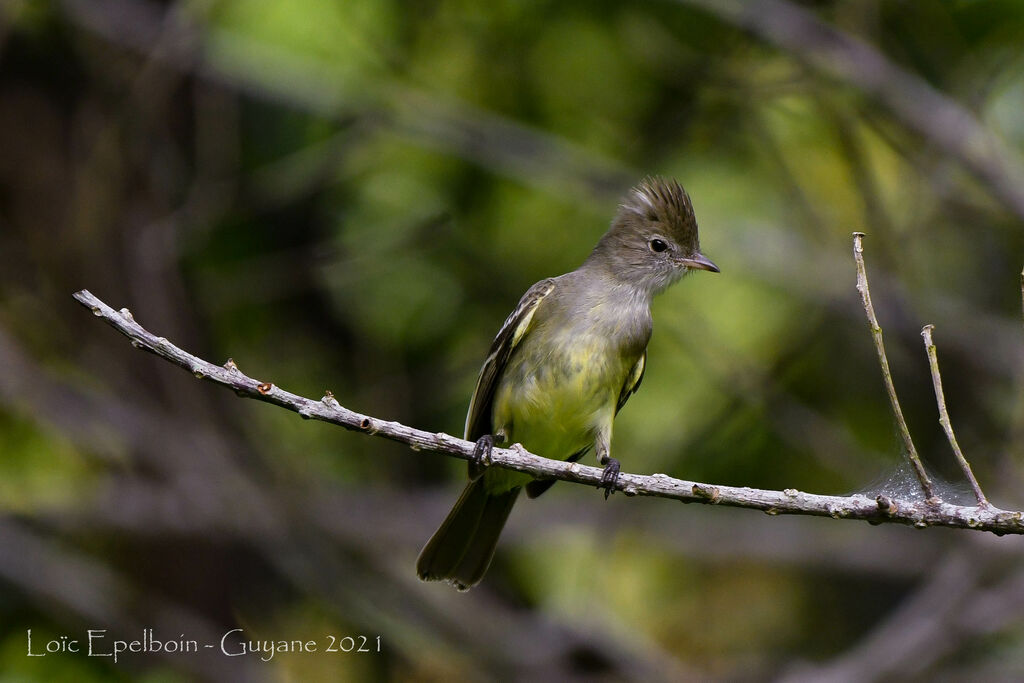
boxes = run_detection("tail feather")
[417,479,520,590]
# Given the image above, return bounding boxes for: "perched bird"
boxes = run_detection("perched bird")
[417,177,718,590]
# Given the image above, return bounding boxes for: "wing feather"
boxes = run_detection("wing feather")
[616,350,646,415]
[464,278,556,442]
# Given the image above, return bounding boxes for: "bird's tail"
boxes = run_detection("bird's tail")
[416,478,520,590]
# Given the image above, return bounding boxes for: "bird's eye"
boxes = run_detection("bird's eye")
[649,239,668,253]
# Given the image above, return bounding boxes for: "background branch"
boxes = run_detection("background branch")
[73,289,1024,536]
[680,0,1024,221]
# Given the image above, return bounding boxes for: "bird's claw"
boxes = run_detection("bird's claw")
[599,458,620,499]
[472,434,494,468]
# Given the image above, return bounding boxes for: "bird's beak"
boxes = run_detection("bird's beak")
[680,252,720,273]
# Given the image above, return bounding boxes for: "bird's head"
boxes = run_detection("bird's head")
[588,177,718,295]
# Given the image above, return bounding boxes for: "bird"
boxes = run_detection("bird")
[416,177,719,590]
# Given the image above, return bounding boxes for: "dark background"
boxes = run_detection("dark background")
[1,0,1023,680]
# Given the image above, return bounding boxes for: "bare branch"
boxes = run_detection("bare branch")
[921,325,989,507]
[852,233,936,501]
[73,289,1024,535]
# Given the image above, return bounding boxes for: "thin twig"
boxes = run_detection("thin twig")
[852,233,936,501]
[73,289,1024,535]
[921,325,989,507]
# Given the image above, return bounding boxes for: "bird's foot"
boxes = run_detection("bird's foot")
[471,434,494,468]
[599,458,620,499]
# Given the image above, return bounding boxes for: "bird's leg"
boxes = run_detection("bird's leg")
[467,434,494,480]
[469,430,507,480]
[595,430,619,499]
[471,434,495,468]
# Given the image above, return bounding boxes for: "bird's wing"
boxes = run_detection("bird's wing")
[464,278,556,442]
[615,350,646,415]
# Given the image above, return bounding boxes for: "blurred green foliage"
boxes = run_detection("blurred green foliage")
[1,0,1024,680]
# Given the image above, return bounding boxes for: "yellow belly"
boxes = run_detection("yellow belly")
[486,335,628,492]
